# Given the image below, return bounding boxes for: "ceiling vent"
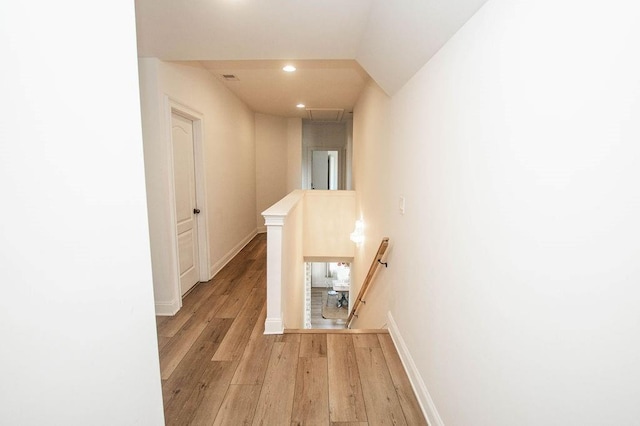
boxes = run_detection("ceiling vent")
[306,108,344,122]
[221,74,239,81]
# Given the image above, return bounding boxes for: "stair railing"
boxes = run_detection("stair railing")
[346,237,389,328]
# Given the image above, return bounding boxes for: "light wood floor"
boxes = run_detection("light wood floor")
[310,287,348,330]
[155,233,426,425]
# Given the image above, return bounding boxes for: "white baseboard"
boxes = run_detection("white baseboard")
[209,228,258,278]
[264,317,284,334]
[387,311,444,426]
[155,299,180,316]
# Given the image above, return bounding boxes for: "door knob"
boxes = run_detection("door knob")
[193,208,201,214]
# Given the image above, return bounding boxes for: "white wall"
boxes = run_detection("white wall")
[138,59,257,313]
[353,0,640,424]
[256,113,288,232]
[302,121,348,189]
[0,0,164,424]
[138,58,180,313]
[345,119,354,190]
[356,0,488,95]
[282,200,305,328]
[350,80,392,329]
[287,118,303,192]
[255,115,302,232]
[304,191,356,259]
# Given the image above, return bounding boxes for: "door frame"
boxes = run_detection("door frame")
[164,96,211,309]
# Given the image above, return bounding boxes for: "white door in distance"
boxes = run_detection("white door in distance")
[171,112,199,296]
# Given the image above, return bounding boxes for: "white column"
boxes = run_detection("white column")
[263,215,285,334]
[261,190,305,334]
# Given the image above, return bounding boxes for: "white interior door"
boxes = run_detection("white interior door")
[171,112,199,296]
[311,150,328,190]
[311,150,339,190]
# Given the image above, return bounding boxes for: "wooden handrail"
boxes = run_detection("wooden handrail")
[346,237,389,328]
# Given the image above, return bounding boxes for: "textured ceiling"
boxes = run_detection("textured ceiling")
[135,0,489,116]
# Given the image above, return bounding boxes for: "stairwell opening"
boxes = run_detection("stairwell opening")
[304,261,351,329]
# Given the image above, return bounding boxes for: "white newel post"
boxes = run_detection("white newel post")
[263,214,285,334]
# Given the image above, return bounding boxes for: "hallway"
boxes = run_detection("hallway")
[155,233,426,425]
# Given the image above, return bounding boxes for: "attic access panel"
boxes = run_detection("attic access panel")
[306,108,344,122]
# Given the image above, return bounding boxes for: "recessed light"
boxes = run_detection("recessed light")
[296,103,305,108]
[283,65,296,72]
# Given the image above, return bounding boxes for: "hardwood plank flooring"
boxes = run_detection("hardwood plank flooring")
[231,305,275,385]
[355,347,407,426]
[292,356,330,425]
[162,318,234,422]
[157,335,171,352]
[300,334,327,358]
[251,339,300,425]
[211,287,265,361]
[156,233,426,425]
[160,314,211,380]
[213,384,261,425]
[378,334,428,426]
[327,334,367,423]
[158,280,219,337]
[184,361,238,426]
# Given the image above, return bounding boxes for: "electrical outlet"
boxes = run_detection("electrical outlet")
[399,196,405,215]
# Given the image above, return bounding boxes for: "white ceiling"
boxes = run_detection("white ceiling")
[200,60,368,119]
[135,0,373,61]
[135,0,489,118]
